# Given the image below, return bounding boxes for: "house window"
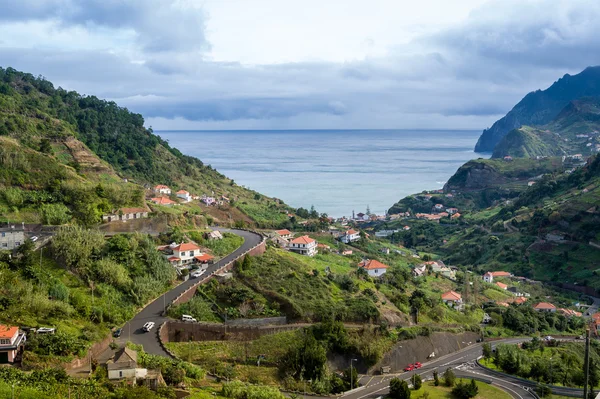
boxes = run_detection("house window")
[1,233,4,237]
[0,339,10,345]
[189,251,194,256]
[119,371,123,378]
[15,242,20,246]
[1,243,6,248]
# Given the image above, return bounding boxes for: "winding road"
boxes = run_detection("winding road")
[116,228,263,356]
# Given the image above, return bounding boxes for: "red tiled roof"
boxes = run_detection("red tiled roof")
[514,297,528,304]
[534,302,556,310]
[168,256,181,261]
[173,243,201,251]
[195,254,214,262]
[151,197,176,205]
[276,229,292,236]
[290,235,315,245]
[441,290,462,301]
[0,325,18,339]
[358,259,389,270]
[490,271,511,277]
[154,185,170,190]
[176,190,189,194]
[345,229,358,235]
[496,282,508,289]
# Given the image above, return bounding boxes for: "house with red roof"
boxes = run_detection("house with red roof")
[159,242,213,267]
[339,229,361,244]
[288,235,317,256]
[358,259,389,277]
[153,185,171,195]
[558,308,583,318]
[0,324,25,364]
[441,291,463,308]
[150,197,177,206]
[482,271,513,284]
[176,190,192,202]
[495,282,508,290]
[274,229,293,240]
[534,302,557,313]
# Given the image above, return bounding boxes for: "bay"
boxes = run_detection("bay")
[157,129,488,218]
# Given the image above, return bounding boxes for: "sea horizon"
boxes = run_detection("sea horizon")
[158,129,489,218]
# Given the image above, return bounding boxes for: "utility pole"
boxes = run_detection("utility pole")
[583,328,591,399]
[350,358,358,390]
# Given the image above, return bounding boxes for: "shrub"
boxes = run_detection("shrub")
[443,367,456,387]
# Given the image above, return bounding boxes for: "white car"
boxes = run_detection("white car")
[143,322,155,332]
[31,236,39,242]
[190,269,205,279]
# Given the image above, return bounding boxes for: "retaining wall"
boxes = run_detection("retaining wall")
[62,332,113,370]
[163,320,306,342]
[171,236,266,307]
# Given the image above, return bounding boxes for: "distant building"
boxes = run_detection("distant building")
[288,235,317,256]
[482,271,512,284]
[153,185,171,195]
[534,302,557,313]
[495,282,508,290]
[358,259,389,277]
[339,229,361,244]
[205,230,223,240]
[150,197,177,206]
[441,291,462,308]
[0,324,25,364]
[412,264,427,278]
[176,190,192,202]
[0,225,25,250]
[158,242,213,267]
[103,207,149,223]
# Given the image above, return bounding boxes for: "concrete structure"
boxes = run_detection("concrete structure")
[205,230,223,240]
[102,207,149,223]
[412,264,427,278]
[0,225,25,250]
[288,235,317,256]
[0,324,25,364]
[358,259,389,277]
[153,185,171,195]
[339,229,360,244]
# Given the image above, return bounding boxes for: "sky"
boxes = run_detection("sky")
[1,0,600,130]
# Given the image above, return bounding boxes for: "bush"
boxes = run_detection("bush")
[412,374,422,390]
[451,379,479,399]
[443,367,456,387]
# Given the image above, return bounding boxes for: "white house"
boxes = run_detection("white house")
[108,348,147,381]
[482,271,512,284]
[534,302,557,313]
[176,190,192,202]
[159,242,213,267]
[288,235,317,256]
[441,291,463,308]
[339,229,360,244]
[153,185,171,195]
[0,325,25,364]
[358,259,389,277]
[274,229,294,240]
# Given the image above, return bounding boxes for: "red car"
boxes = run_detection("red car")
[403,364,414,372]
[414,362,422,369]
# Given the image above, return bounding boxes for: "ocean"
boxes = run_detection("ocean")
[157,129,488,218]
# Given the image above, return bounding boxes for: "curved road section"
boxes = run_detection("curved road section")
[119,228,263,356]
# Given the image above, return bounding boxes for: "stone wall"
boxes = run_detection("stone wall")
[225,317,287,326]
[171,237,266,307]
[63,332,113,370]
[163,320,305,342]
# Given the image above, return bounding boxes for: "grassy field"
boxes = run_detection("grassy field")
[412,380,511,399]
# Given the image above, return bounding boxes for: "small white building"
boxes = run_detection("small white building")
[412,265,427,278]
[176,190,192,202]
[288,235,317,256]
[358,259,389,277]
[482,271,512,284]
[153,185,171,195]
[339,229,360,244]
[108,348,147,381]
[0,325,25,364]
[103,207,149,223]
[274,229,294,240]
[441,291,463,308]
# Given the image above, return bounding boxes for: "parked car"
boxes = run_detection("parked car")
[544,335,554,341]
[143,322,155,332]
[181,315,197,322]
[36,327,56,334]
[403,364,414,372]
[31,236,39,242]
[190,269,205,279]
[113,328,122,338]
[414,362,422,369]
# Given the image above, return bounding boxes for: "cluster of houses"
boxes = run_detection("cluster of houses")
[412,260,456,280]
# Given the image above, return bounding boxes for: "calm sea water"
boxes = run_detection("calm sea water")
[157,130,487,218]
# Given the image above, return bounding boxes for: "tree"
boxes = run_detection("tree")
[482,342,492,362]
[433,369,440,386]
[451,379,479,399]
[389,378,411,399]
[443,367,456,387]
[412,373,422,390]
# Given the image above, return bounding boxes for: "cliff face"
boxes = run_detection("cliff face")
[443,160,506,191]
[475,66,600,152]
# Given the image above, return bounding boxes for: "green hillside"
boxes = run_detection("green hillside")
[492,97,600,159]
[0,66,293,227]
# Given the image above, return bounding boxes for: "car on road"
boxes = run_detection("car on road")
[544,335,554,341]
[181,314,197,322]
[404,364,415,372]
[190,269,205,279]
[143,322,155,332]
[31,236,39,242]
[113,328,122,338]
[414,362,422,369]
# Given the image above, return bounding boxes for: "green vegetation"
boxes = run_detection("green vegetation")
[482,339,600,389]
[409,380,512,399]
[187,231,244,257]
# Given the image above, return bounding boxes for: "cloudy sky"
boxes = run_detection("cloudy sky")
[1,0,599,130]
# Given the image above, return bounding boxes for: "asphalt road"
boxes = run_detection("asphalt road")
[345,338,535,399]
[117,228,263,356]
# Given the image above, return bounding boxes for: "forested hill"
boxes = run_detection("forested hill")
[474,66,600,153]
[0,66,294,227]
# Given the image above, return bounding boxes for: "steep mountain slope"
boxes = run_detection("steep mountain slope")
[0,67,293,227]
[475,66,600,152]
[492,97,600,158]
